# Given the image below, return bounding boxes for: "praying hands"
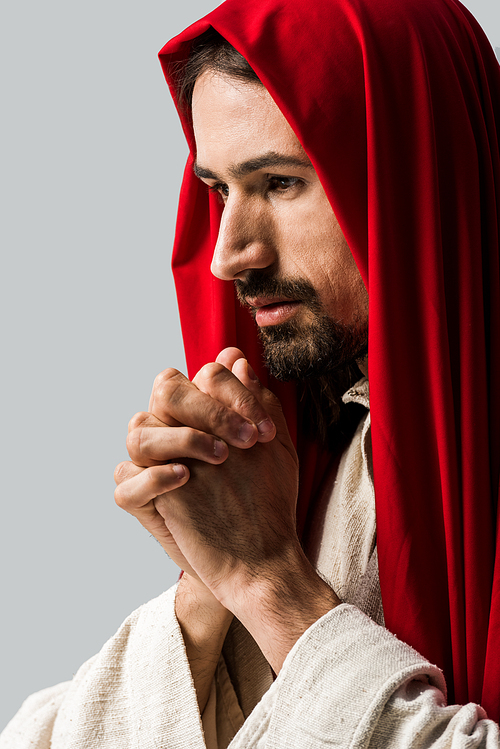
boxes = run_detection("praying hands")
[114,346,338,678]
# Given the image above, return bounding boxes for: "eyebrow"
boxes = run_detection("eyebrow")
[193,151,314,181]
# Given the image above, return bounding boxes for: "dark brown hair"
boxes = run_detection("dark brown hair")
[175,28,261,111]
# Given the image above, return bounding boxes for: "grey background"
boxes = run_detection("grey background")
[1,0,498,732]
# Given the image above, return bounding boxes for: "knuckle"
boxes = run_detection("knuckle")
[114,483,127,508]
[114,461,131,485]
[154,367,182,392]
[232,390,260,416]
[127,427,151,460]
[149,466,170,494]
[128,411,149,432]
[126,428,143,458]
[154,368,185,405]
[180,426,209,455]
[174,426,191,453]
[202,361,227,379]
[194,361,227,388]
[210,400,233,428]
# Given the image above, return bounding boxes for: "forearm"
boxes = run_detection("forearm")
[175,574,233,714]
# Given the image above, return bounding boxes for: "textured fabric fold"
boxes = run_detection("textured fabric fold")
[228,605,500,749]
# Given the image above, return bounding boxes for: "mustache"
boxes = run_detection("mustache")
[234,271,320,308]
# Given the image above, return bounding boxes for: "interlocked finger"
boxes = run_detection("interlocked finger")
[148,367,263,448]
[114,460,145,487]
[114,462,189,513]
[128,411,167,434]
[193,361,276,442]
[126,425,228,467]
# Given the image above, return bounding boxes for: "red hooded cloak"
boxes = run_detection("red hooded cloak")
[159,0,500,717]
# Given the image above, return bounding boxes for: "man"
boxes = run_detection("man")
[2,0,499,746]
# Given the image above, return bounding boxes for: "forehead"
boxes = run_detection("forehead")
[192,71,308,170]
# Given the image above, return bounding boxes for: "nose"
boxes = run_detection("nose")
[210,194,275,281]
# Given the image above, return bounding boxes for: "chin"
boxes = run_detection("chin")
[258,317,368,382]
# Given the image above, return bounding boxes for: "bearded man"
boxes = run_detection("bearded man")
[2,0,500,747]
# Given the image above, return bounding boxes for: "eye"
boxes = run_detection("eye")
[267,176,302,192]
[208,182,229,202]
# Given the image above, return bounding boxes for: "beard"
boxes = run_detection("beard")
[234,273,368,382]
[235,272,368,445]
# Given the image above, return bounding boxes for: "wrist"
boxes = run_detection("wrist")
[176,573,233,631]
[217,549,339,673]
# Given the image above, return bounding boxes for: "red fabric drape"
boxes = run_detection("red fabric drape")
[159,0,500,717]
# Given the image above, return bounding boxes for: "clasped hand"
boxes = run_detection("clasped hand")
[114,347,300,608]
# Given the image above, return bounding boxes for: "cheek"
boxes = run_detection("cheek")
[272,195,333,270]
[271,188,368,318]
[316,233,368,318]
[324,265,368,320]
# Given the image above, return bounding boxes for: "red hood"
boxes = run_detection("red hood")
[159,0,500,715]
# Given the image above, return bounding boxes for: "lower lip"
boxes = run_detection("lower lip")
[255,301,301,326]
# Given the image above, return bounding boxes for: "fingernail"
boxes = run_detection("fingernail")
[214,439,226,458]
[257,418,274,436]
[172,464,186,479]
[246,361,258,381]
[238,422,255,443]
